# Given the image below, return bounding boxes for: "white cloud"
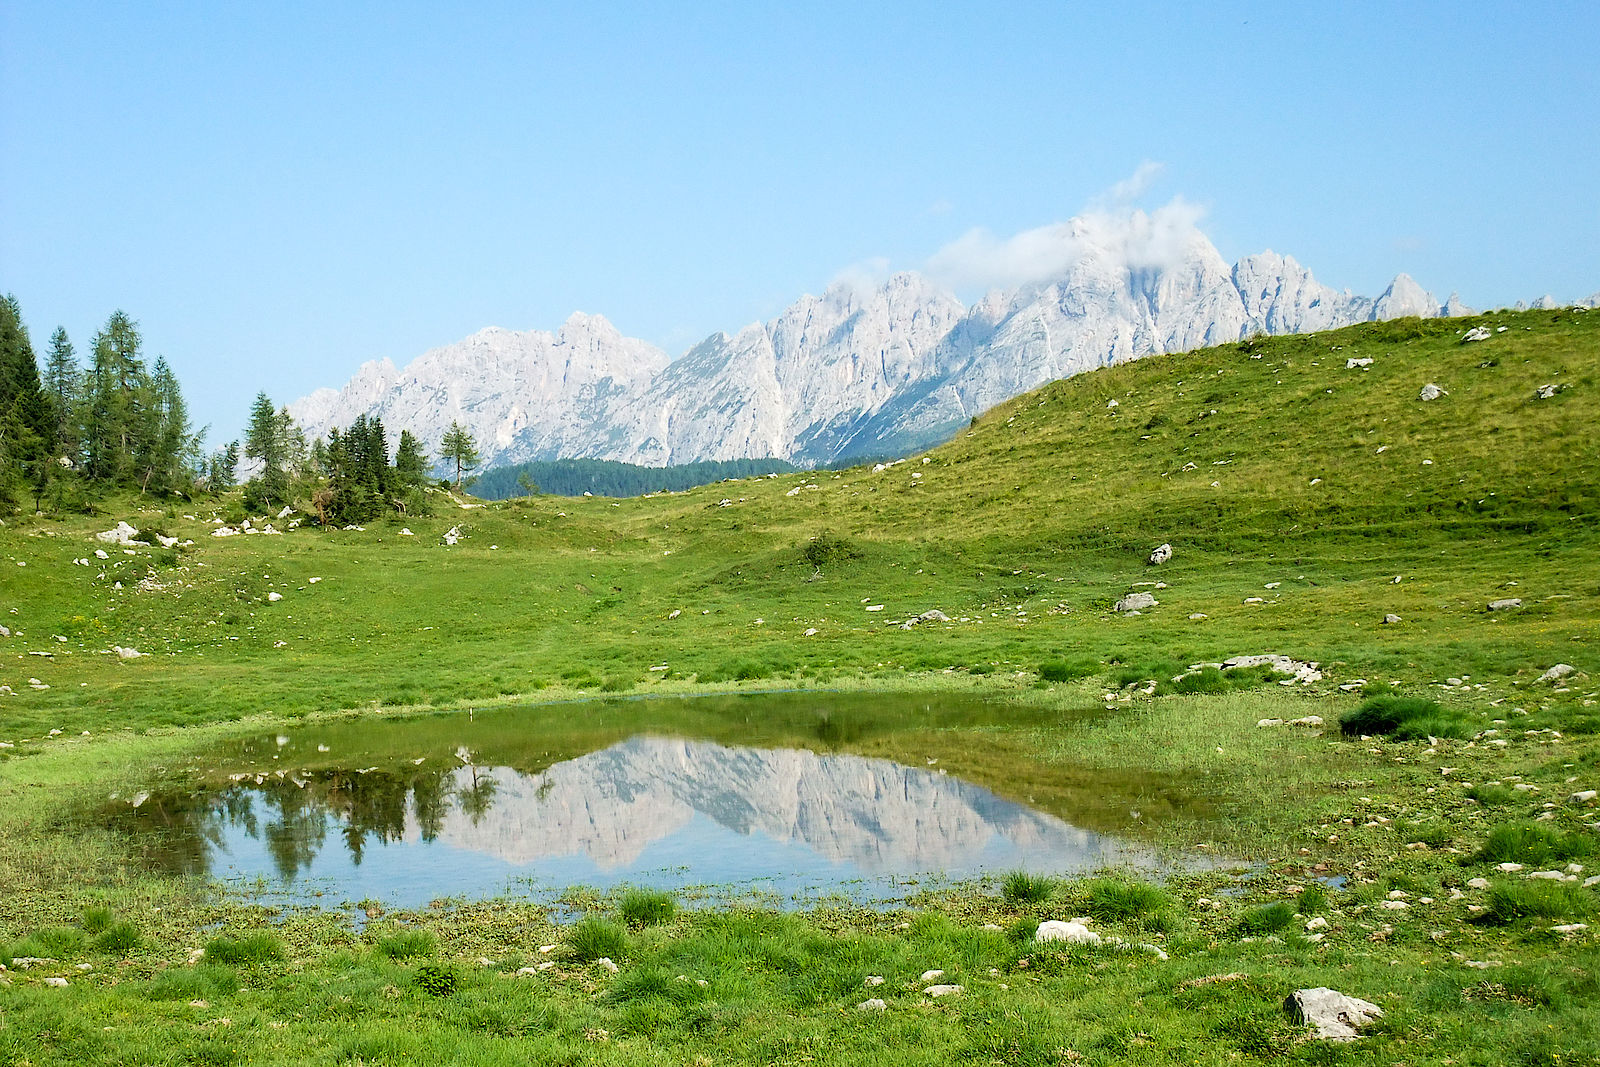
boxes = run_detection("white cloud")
[1094,160,1167,209]
[828,256,892,297]
[924,196,1209,293]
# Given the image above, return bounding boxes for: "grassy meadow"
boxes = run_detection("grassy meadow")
[1,307,1598,1064]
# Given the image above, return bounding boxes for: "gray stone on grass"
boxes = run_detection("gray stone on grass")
[900,609,951,630]
[1418,383,1446,401]
[858,997,887,1011]
[1487,598,1523,611]
[1462,326,1492,343]
[1383,614,1402,624]
[1284,987,1384,1041]
[1536,664,1575,685]
[1113,592,1158,613]
[1148,543,1173,565]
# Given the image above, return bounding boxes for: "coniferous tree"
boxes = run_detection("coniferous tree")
[0,295,52,506]
[43,327,80,461]
[243,392,294,510]
[206,440,240,491]
[438,421,479,490]
[82,311,146,485]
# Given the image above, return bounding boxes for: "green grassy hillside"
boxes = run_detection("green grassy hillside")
[1,307,1597,1066]
[2,308,1595,739]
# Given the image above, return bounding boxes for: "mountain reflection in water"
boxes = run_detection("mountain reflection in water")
[123,736,1180,907]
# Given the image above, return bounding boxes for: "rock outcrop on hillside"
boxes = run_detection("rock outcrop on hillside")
[291,214,1473,469]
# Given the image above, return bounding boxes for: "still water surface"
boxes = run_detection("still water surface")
[109,691,1209,908]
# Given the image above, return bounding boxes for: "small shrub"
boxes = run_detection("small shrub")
[801,532,861,571]
[414,962,458,997]
[566,916,627,962]
[204,932,284,965]
[599,675,633,693]
[374,929,436,961]
[1476,823,1595,866]
[94,921,141,955]
[1482,879,1595,924]
[1235,902,1295,936]
[607,966,707,1005]
[617,889,676,928]
[1001,870,1055,904]
[80,906,115,935]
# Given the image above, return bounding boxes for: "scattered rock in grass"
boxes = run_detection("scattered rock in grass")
[1487,598,1523,611]
[1284,987,1384,1041]
[1570,790,1597,805]
[267,592,283,602]
[1380,900,1409,910]
[95,521,147,545]
[1534,383,1566,399]
[863,975,885,987]
[919,970,945,983]
[1289,715,1324,727]
[1462,326,1492,343]
[1148,543,1173,565]
[1346,357,1373,369]
[1220,654,1322,685]
[1467,878,1490,889]
[1257,718,1284,728]
[924,984,964,997]
[1537,664,1576,685]
[1036,920,1100,945]
[44,976,69,988]
[113,645,143,659]
[1419,383,1446,401]
[1188,613,1208,620]
[1383,614,1402,624]
[596,957,619,973]
[1113,592,1158,613]
[900,609,951,630]
[858,997,887,1011]
[1306,916,1328,932]
[1552,924,1589,935]
[1497,862,1525,873]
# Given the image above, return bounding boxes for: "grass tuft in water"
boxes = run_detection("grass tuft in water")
[617,888,677,928]
[1001,870,1055,904]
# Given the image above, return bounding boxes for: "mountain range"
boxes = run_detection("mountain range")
[290,211,1487,470]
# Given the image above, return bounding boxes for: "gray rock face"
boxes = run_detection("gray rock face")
[1462,325,1492,342]
[1284,987,1384,1041]
[292,214,1461,470]
[1113,592,1159,613]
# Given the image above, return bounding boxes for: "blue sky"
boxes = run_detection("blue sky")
[3,1,1595,447]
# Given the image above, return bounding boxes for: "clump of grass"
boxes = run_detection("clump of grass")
[374,929,436,961]
[1475,823,1595,866]
[204,932,284,965]
[1340,695,1472,740]
[80,906,115,935]
[617,889,677,928]
[1075,878,1170,924]
[800,531,861,571]
[1234,901,1295,935]
[1001,870,1055,904]
[93,921,141,954]
[30,927,86,958]
[147,966,240,1001]
[566,916,628,962]
[1400,819,1454,848]
[1296,884,1329,915]
[607,966,707,1005]
[1482,879,1595,924]
[1038,658,1096,683]
[413,962,458,997]
[1467,783,1517,807]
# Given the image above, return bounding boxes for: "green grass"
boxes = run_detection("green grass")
[617,888,677,928]
[1000,870,1055,904]
[0,309,1597,1064]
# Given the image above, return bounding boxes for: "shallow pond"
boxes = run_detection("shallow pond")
[107,691,1214,909]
